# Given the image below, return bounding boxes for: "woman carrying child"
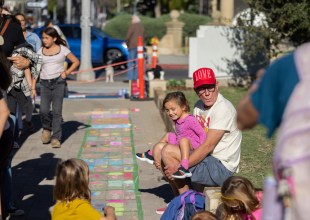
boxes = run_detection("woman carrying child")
[52,158,116,220]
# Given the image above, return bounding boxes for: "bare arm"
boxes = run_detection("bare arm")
[0,99,10,138]
[61,52,80,79]
[236,95,259,130]
[189,129,225,167]
[99,206,116,220]
[236,68,265,130]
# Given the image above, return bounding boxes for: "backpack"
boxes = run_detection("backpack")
[161,190,205,220]
[272,42,310,219]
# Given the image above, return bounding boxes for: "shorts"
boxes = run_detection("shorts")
[189,155,233,186]
[167,132,200,149]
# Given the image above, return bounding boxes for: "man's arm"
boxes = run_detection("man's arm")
[236,95,259,130]
[189,129,225,167]
[236,68,264,130]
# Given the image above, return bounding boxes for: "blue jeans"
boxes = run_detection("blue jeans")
[127,48,137,80]
[40,77,66,141]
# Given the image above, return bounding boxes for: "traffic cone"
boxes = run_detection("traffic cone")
[152,37,158,69]
[137,36,145,99]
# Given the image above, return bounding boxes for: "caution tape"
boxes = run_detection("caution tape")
[70,58,137,75]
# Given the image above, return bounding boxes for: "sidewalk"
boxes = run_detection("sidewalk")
[9,82,173,220]
[8,53,190,219]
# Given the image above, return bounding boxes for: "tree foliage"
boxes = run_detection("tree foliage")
[246,0,310,47]
[227,1,310,85]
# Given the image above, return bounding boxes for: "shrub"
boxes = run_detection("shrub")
[103,13,212,46]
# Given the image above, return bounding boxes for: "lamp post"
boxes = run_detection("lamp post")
[77,0,95,81]
[66,0,71,23]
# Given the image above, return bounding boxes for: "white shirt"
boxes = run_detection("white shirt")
[193,93,242,172]
[38,45,70,80]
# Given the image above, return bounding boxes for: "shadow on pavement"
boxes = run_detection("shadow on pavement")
[139,183,174,203]
[61,120,90,143]
[10,153,60,220]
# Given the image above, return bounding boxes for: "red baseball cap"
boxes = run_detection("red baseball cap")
[193,67,216,89]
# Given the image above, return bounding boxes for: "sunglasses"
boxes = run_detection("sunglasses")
[196,84,216,96]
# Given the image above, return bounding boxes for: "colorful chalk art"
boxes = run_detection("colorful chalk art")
[78,109,142,220]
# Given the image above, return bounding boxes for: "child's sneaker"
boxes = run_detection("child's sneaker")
[136,150,154,164]
[171,165,192,179]
[155,203,169,215]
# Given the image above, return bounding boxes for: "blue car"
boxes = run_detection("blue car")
[34,24,128,66]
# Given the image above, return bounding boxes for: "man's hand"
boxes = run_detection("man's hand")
[7,55,30,70]
[154,160,161,170]
[164,163,179,180]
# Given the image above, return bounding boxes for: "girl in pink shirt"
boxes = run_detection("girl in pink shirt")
[218,176,262,220]
[136,91,206,179]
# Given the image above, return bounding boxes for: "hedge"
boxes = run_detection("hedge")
[103,12,212,46]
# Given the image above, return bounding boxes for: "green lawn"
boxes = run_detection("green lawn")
[170,87,275,188]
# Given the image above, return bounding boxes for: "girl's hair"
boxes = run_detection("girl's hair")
[0,46,12,90]
[42,27,67,47]
[54,158,91,202]
[162,91,190,112]
[219,176,260,220]
[191,210,218,220]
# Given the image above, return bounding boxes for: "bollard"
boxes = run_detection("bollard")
[137,36,145,99]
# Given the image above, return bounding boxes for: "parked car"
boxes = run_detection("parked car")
[34,24,128,66]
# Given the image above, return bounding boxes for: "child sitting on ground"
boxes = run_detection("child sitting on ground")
[136,91,206,179]
[216,176,262,220]
[52,158,116,220]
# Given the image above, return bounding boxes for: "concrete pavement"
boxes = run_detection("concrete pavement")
[8,54,188,220]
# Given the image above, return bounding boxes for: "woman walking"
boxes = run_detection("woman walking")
[37,27,79,148]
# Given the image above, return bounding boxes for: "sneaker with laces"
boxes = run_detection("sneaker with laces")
[41,129,51,144]
[6,207,24,216]
[136,150,154,164]
[171,165,192,179]
[51,138,61,148]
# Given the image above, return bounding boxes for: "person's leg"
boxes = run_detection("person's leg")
[161,143,190,194]
[24,96,34,132]
[127,48,136,80]
[190,155,233,187]
[0,128,13,217]
[16,104,23,133]
[132,48,138,80]
[40,80,53,132]
[179,138,191,169]
[50,79,65,142]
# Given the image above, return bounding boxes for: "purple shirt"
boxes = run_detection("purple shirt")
[175,114,206,149]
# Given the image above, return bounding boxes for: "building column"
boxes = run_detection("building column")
[220,0,234,25]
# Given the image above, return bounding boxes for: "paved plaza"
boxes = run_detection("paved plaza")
[8,80,175,220]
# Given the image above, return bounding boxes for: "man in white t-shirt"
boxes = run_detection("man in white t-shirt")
[158,67,242,195]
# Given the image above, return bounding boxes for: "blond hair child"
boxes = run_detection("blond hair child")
[217,176,262,220]
[52,158,116,220]
[191,210,218,220]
